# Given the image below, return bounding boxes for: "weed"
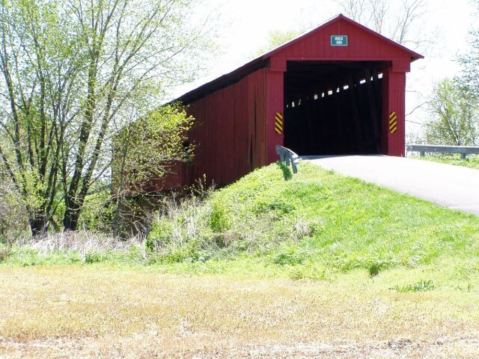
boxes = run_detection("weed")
[5,163,479,284]
[369,263,381,277]
[368,261,392,277]
[146,220,173,252]
[393,280,435,293]
[411,153,479,170]
[143,162,479,276]
[273,249,304,266]
[277,161,293,180]
[84,252,105,264]
[254,199,295,215]
[209,202,231,233]
[0,244,12,262]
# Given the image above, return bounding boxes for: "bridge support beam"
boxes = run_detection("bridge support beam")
[266,59,286,163]
[382,65,407,156]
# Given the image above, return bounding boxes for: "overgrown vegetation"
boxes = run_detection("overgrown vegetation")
[111,105,195,236]
[0,231,144,266]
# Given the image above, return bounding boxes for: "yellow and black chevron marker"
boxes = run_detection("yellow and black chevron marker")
[275,112,284,135]
[389,112,398,134]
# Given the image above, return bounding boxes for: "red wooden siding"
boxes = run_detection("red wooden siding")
[186,68,267,187]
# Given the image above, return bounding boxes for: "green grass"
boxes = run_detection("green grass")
[142,162,479,284]
[410,153,479,169]
[2,162,479,290]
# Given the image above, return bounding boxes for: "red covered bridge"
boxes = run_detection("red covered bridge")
[163,14,422,189]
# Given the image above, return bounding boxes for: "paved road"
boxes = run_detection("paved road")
[305,155,479,216]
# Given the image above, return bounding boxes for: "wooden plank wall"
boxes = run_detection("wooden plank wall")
[187,68,267,187]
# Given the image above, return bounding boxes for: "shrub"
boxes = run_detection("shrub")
[273,247,305,266]
[209,202,231,233]
[78,187,114,233]
[277,161,293,181]
[146,220,174,252]
[84,252,105,264]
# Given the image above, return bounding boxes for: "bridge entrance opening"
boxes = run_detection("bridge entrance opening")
[284,61,387,156]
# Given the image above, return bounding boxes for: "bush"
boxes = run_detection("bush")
[84,252,103,264]
[209,202,231,233]
[146,220,174,252]
[273,251,304,266]
[78,186,114,233]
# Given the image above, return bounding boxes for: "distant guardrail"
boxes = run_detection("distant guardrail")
[406,144,479,159]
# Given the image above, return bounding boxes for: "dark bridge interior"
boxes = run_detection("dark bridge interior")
[284,61,387,156]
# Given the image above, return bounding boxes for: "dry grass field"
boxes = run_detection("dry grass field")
[1,264,479,358]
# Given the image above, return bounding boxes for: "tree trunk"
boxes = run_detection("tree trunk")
[29,213,48,237]
[63,199,82,231]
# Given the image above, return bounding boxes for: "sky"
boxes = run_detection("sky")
[175,0,476,138]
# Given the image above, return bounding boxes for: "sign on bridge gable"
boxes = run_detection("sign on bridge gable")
[330,35,349,47]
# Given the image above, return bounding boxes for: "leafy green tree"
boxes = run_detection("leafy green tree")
[0,0,209,235]
[111,104,194,236]
[0,0,77,235]
[425,79,478,146]
[112,104,194,196]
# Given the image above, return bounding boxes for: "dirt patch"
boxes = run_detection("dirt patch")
[1,335,479,358]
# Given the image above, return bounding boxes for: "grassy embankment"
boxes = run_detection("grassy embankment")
[2,161,479,285]
[1,162,479,357]
[409,153,479,169]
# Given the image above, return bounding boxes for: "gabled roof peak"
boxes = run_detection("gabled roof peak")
[260,14,423,61]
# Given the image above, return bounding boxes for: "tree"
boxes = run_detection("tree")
[337,0,427,46]
[0,0,76,235]
[111,104,194,235]
[113,105,194,193]
[425,79,478,146]
[0,0,209,234]
[459,1,479,97]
